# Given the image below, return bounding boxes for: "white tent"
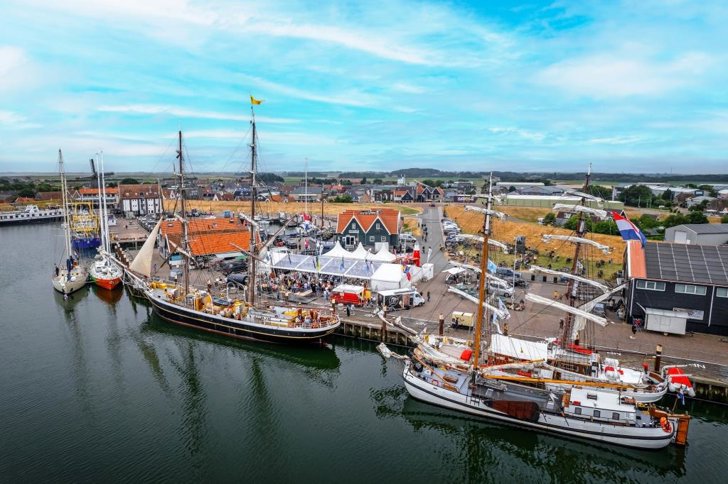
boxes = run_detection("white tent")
[370,264,409,291]
[352,243,371,260]
[323,240,355,259]
[371,246,397,262]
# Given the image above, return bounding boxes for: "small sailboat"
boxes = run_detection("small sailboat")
[52,149,88,295]
[381,176,691,449]
[125,100,340,344]
[88,152,123,290]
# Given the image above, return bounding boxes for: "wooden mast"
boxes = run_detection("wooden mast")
[249,105,257,306]
[177,130,189,296]
[473,174,493,366]
[560,164,591,349]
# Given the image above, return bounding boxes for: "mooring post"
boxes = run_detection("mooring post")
[654,344,663,372]
[438,314,445,336]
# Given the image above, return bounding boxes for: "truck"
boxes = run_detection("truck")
[451,311,474,329]
[376,288,426,311]
[330,284,368,307]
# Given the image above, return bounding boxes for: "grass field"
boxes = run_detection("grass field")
[165,200,422,219]
[444,204,626,267]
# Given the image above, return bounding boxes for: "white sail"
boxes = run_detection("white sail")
[561,190,603,202]
[465,205,506,219]
[448,286,508,319]
[525,292,608,327]
[571,283,626,338]
[542,234,611,254]
[458,233,508,251]
[552,204,609,220]
[530,264,610,293]
[129,218,162,277]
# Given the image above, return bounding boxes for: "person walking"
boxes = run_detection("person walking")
[427,290,431,302]
[346,304,351,317]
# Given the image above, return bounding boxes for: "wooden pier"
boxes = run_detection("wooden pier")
[337,318,413,347]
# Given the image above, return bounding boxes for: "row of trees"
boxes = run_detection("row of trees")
[543,211,715,237]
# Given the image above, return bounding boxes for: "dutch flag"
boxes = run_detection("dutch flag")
[611,211,647,247]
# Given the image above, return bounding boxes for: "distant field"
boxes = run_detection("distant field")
[167,200,423,218]
[444,204,625,265]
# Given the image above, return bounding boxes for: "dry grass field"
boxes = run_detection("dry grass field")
[444,204,626,265]
[164,200,422,218]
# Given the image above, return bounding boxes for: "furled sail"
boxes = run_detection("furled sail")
[570,283,626,338]
[542,234,611,254]
[530,265,610,293]
[465,205,506,220]
[525,292,608,327]
[458,233,508,251]
[129,218,162,277]
[551,204,609,220]
[448,286,509,319]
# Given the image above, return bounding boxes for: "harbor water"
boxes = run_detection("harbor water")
[1,223,727,482]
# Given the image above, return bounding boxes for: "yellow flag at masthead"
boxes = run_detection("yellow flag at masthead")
[250,95,263,105]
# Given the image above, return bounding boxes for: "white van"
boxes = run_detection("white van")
[377,288,426,311]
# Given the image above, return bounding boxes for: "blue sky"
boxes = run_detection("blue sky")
[1,0,727,174]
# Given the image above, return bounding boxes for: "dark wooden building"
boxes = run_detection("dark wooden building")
[625,241,728,335]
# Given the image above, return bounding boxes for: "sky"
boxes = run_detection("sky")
[1,0,727,174]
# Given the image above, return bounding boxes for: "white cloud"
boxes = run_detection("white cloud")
[237,75,382,108]
[588,135,644,145]
[488,126,546,142]
[536,52,713,98]
[97,104,297,123]
[0,46,40,92]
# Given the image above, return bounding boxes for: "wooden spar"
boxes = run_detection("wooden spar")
[478,374,636,390]
[561,164,591,349]
[473,174,494,366]
[177,130,189,297]
[249,105,257,306]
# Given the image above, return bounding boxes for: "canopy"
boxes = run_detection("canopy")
[352,243,371,260]
[371,246,396,262]
[370,264,408,291]
[322,240,353,259]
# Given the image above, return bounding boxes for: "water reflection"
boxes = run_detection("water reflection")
[370,385,688,482]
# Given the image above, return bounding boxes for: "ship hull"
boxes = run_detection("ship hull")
[403,363,674,450]
[146,291,338,344]
[52,269,88,295]
[72,237,101,250]
[91,275,122,290]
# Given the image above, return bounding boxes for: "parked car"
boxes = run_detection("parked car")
[591,302,606,317]
[495,267,522,281]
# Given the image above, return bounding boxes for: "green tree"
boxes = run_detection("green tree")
[17,188,35,197]
[121,178,139,184]
[589,185,612,200]
[698,184,717,197]
[360,177,367,185]
[721,214,728,223]
[35,182,54,192]
[686,211,708,224]
[332,194,353,203]
[619,184,653,207]
[542,212,556,225]
[661,189,673,201]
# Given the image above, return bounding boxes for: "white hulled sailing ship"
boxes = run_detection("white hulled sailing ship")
[52,150,88,295]
[88,152,123,290]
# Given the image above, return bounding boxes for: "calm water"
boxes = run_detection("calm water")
[1,223,727,483]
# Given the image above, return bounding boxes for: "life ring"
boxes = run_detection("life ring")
[660,417,672,433]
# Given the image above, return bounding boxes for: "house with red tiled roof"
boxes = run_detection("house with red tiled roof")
[188,231,252,258]
[160,217,259,259]
[336,208,401,249]
[119,183,162,216]
[393,189,414,203]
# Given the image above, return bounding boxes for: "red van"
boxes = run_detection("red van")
[331,284,366,306]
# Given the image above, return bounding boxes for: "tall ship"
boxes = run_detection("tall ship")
[88,152,123,290]
[125,99,340,344]
[0,204,64,225]
[52,149,88,295]
[380,176,691,450]
[69,201,101,251]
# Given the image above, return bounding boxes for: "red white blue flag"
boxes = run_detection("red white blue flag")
[610,211,647,247]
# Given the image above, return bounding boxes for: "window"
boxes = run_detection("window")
[717,287,728,298]
[574,407,582,415]
[675,284,707,296]
[635,280,666,291]
[612,412,620,421]
[369,236,375,242]
[381,236,386,242]
[376,223,381,229]
[593,410,601,418]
